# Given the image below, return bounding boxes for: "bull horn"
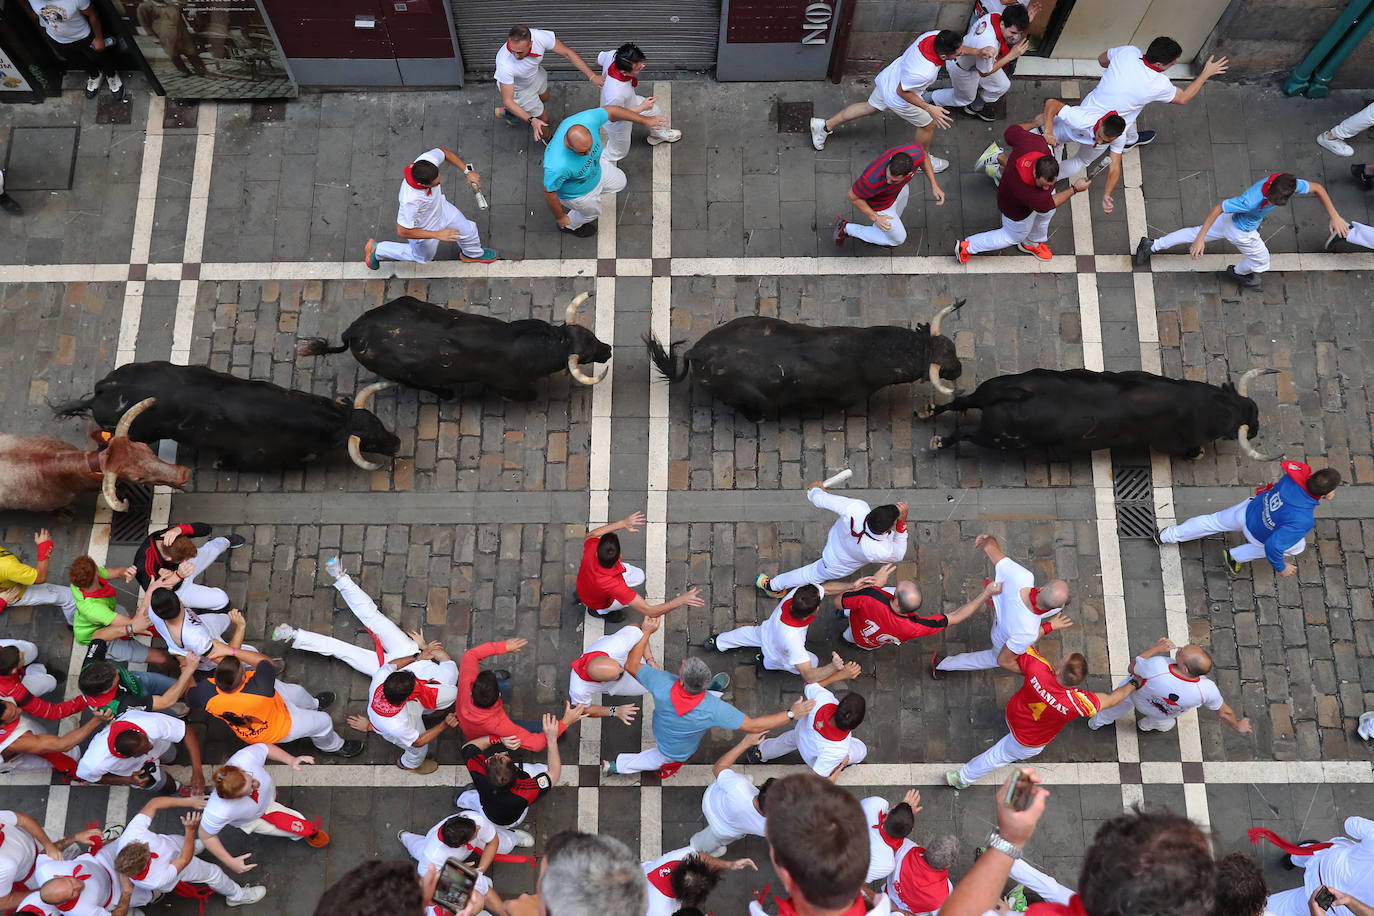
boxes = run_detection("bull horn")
[347,381,395,472]
[1236,367,1278,398]
[564,291,592,326]
[102,397,158,513]
[928,364,955,396]
[568,354,607,386]
[1235,368,1280,460]
[929,299,965,338]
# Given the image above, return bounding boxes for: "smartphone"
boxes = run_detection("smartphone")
[1004,768,1034,811]
[433,857,479,914]
[1315,888,1336,911]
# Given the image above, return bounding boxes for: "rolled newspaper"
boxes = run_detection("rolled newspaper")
[822,469,853,488]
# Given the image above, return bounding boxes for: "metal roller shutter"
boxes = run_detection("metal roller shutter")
[452,0,721,75]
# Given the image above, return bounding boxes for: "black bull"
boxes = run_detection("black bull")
[927,367,1276,458]
[644,302,964,422]
[297,293,612,400]
[54,361,399,471]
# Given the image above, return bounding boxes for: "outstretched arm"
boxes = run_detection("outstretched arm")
[588,511,645,541]
[1172,56,1228,105]
[552,38,602,86]
[947,581,1000,627]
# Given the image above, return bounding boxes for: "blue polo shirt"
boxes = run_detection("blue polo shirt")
[1221,176,1310,232]
[543,107,610,200]
[635,666,746,762]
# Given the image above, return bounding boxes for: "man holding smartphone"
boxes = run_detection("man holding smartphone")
[24,0,122,99]
[1261,817,1374,916]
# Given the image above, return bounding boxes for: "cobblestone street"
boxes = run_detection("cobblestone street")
[0,70,1371,915]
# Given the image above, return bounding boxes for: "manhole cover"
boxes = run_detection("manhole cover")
[109,482,154,544]
[1113,466,1157,538]
[777,101,814,133]
[251,101,287,123]
[164,100,198,130]
[2,126,79,190]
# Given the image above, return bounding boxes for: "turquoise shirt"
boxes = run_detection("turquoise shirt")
[543,108,611,199]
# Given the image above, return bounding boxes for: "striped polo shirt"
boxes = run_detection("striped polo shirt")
[851,143,926,211]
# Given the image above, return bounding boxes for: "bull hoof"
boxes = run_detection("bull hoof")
[1188,448,1205,461]
[930,435,944,450]
[918,401,936,419]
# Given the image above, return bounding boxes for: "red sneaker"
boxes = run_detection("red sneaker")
[1018,241,1053,260]
[955,239,970,264]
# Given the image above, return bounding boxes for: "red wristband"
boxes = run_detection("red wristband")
[37,540,54,562]
[1041,621,1053,636]
[895,521,907,534]
[0,598,8,613]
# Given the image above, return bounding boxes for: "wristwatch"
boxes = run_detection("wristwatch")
[984,831,1023,860]
[787,708,796,720]
[1129,676,1144,690]
[463,164,473,174]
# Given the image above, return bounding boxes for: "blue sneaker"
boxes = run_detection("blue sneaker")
[460,247,499,263]
[363,239,379,271]
[708,672,730,692]
[494,106,522,127]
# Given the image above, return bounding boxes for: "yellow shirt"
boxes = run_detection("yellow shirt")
[0,547,37,599]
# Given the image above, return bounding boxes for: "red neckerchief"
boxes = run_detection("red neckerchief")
[85,683,120,710]
[917,34,943,66]
[646,859,681,898]
[1014,150,1047,187]
[811,703,850,741]
[1092,109,1118,139]
[107,721,147,758]
[1025,587,1056,616]
[80,576,116,600]
[54,865,91,911]
[1140,56,1167,72]
[779,598,815,628]
[669,681,706,715]
[874,810,904,851]
[131,851,159,881]
[1247,828,1333,856]
[0,716,22,742]
[894,845,951,912]
[250,789,259,803]
[774,892,867,916]
[848,520,873,543]
[571,650,611,681]
[506,41,540,58]
[403,165,433,196]
[1258,172,1285,210]
[371,679,441,717]
[608,62,637,86]
[990,13,1011,57]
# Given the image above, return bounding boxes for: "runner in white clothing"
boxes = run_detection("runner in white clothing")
[860,790,922,884]
[26,847,139,916]
[565,622,646,724]
[884,833,960,916]
[757,483,909,597]
[494,24,603,140]
[1263,817,1374,916]
[708,585,858,681]
[365,147,496,269]
[596,43,680,162]
[74,708,204,794]
[1079,38,1227,214]
[145,586,269,676]
[932,532,1071,677]
[0,811,95,911]
[749,673,867,778]
[1088,638,1251,733]
[690,733,773,855]
[642,847,756,916]
[270,557,461,774]
[932,5,1032,122]
[977,96,1122,184]
[113,796,265,907]
[199,743,329,875]
[397,809,506,904]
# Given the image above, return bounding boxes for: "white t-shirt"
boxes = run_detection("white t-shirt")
[201,745,273,836]
[861,796,897,883]
[412,810,497,877]
[1080,46,1177,125]
[32,850,122,914]
[988,557,1056,655]
[0,716,40,774]
[642,847,693,916]
[568,625,643,705]
[701,769,766,840]
[597,50,639,108]
[0,810,39,897]
[118,812,185,893]
[874,32,945,106]
[493,28,556,89]
[1053,104,1127,154]
[1132,656,1224,719]
[29,0,92,44]
[814,488,908,574]
[1275,817,1374,916]
[959,14,1003,75]
[76,710,184,783]
[760,590,815,672]
[367,659,457,750]
[796,683,855,777]
[396,149,460,233]
[149,608,219,671]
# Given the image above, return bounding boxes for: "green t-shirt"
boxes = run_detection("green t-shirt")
[71,566,120,644]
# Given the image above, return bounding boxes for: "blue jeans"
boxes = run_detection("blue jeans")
[131,669,176,695]
[496,676,542,732]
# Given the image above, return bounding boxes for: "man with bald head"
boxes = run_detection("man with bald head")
[932,533,1072,678]
[543,104,668,236]
[834,563,1000,650]
[567,618,654,725]
[1088,637,1251,733]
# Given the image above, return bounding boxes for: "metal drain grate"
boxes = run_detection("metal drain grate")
[109,483,154,544]
[1113,466,1158,538]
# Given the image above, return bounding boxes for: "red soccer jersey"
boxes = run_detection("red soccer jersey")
[575,537,637,611]
[841,587,948,649]
[1004,648,1098,747]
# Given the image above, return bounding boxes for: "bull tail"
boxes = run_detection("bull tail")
[297,336,350,358]
[51,394,96,420]
[643,333,690,383]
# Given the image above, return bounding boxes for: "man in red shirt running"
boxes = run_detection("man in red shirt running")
[956,124,1091,263]
[575,511,704,625]
[834,564,998,651]
[834,143,945,248]
[456,637,589,751]
[946,646,1136,789]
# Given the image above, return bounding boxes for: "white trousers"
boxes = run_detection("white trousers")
[597,563,646,614]
[1009,858,1074,905]
[602,100,672,162]
[757,727,869,767]
[1347,220,1374,249]
[3,582,78,624]
[690,822,736,854]
[967,209,1055,253]
[1159,497,1305,564]
[1152,213,1269,275]
[957,731,1044,784]
[560,160,627,229]
[1087,680,1177,731]
[714,626,818,673]
[237,799,313,840]
[936,640,1004,672]
[455,788,531,847]
[0,639,58,695]
[771,557,852,593]
[933,60,1009,108]
[377,207,482,263]
[1328,101,1374,140]
[1056,143,1105,180]
[177,854,247,900]
[614,745,674,775]
[508,68,549,118]
[846,185,910,247]
[278,683,344,752]
[174,538,231,611]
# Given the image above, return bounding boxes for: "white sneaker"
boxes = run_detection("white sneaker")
[228,886,267,907]
[928,154,949,174]
[106,73,123,95]
[647,129,682,145]
[270,623,296,641]
[85,75,101,96]
[511,829,535,848]
[809,117,830,151]
[1316,131,1354,157]
[325,556,344,579]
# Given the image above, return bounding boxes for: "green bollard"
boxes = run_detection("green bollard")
[1310,3,1374,97]
[1285,0,1374,96]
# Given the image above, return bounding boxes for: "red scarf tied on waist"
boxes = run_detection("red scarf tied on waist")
[608,62,637,86]
[1247,828,1334,856]
[403,165,433,195]
[371,679,441,717]
[874,809,904,851]
[571,650,611,681]
[669,680,705,715]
